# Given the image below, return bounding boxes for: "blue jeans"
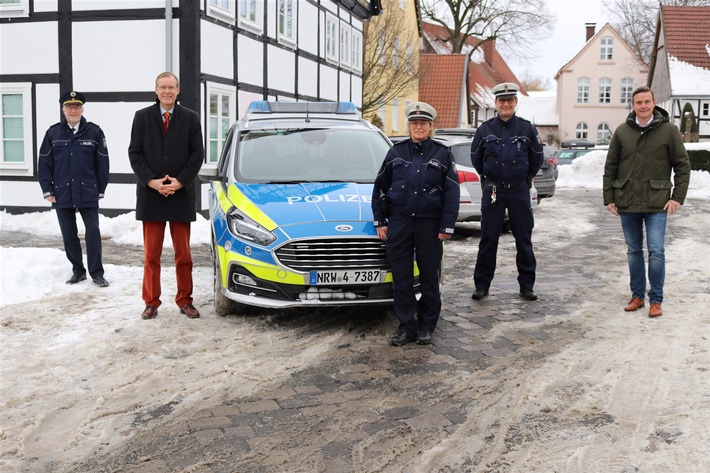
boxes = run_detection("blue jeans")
[619,212,667,303]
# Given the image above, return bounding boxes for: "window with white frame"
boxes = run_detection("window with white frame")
[620,77,633,105]
[0,0,29,18]
[340,23,352,68]
[392,37,400,69]
[703,103,709,116]
[405,43,413,74]
[597,122,611,144]
[377,31,386,66]
[239,0,262,32]
[278,0,296,45]
[600,37,613,60]
[377,97,386,127]
[575,122,588,140]
[0,83,32,173]
[351,30,363,73]
[206,84,236,164]
[325,14,338,63]
[392,99,400,132]
[577,77,590,104]
[599,77,612,104]
[207,0,235,23]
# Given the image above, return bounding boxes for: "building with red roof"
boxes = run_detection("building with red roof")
[420,21,526,129]
[648,5,710,140]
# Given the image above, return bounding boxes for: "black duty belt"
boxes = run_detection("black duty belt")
[484,181,525,189]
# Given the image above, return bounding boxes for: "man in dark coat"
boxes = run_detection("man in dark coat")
[128,72,205,320]
[38,91,110,287]
[470,82,544,302]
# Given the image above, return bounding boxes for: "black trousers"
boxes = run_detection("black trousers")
[385,214,443,335]
[474,185,536,291]
[55,207,104,279]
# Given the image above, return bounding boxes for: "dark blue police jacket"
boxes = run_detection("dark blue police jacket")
[470,115,544,185]
[38,116,110,209]
[372,138,460,233]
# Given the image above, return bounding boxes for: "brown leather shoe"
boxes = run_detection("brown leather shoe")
[648,303,663,318]
[141,305,158,319]
[624,297,645,312]
[180,303,200,319]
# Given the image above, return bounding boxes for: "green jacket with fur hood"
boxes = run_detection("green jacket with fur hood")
[603,106,690,213]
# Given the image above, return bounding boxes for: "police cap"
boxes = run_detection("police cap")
[59,91,86,106]
[492,82,519,99]
[406,102,437,122]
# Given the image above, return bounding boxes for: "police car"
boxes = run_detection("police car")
[201,101,410,315]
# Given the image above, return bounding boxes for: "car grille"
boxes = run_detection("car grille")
[274,238,388,271]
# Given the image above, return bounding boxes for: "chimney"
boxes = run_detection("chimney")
[585,23,596,42]
[482,38,496,66]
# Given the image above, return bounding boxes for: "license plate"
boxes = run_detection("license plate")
[309,269,384,285]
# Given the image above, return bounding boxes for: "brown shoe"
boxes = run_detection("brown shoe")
[648,303,663,318]
[141,305,158,319]
[180,303,200,319]
[624,297,645,312]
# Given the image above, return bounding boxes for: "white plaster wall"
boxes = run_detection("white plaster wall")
[298,2,318,56]
[267,44,295,94]
[298,56,318,98]
[35,83,62,150]
[87,101,149,175]
[71,0,167,10]
[34,0,57,12]
[0,23,58,74]
[237,36,264,85]
[201,20,234,79]
[72,20,176,92]
[319,65,338,102]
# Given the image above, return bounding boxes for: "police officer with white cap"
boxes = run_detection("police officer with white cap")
[470,82,544,301]
[372,102,460,346]
[38,91,110,287]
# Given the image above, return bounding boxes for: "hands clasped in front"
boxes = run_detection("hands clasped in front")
[149,174,183,197]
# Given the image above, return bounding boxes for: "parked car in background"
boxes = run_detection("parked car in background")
[555,139,596,165]
[534,145,557,201]
[401,128,538,224]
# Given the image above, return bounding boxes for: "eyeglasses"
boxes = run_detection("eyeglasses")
[496,97,516,103]
[157,86,178,91]
[409,121,431,128]
[63,104,83,110]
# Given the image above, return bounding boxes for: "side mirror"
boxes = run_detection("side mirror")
[198,164,219,182]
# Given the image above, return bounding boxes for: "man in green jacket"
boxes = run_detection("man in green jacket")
[603,86,691,318]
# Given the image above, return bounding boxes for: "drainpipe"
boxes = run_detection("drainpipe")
[165,0,173,71]
[461,56,470,127]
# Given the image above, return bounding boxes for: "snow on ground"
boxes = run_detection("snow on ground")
[1,152,708,471]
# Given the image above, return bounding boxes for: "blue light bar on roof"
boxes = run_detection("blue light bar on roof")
[246,101,358,115]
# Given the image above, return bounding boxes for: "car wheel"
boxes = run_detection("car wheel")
[211,238,243,316]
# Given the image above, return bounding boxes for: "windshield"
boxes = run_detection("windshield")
[235,128,390,183]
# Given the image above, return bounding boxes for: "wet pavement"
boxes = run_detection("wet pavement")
[3,188,705,473]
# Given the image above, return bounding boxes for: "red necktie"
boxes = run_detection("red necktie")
[162,112,171,134]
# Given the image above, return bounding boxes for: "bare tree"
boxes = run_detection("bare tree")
[419,0,554,60]
[518,70,551,92]
[361,8,420,118]
[605,0,710,65]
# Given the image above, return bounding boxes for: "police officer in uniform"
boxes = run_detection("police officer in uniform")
[372,102,460,346]
[470,83,543,301]
[38,91,110,287]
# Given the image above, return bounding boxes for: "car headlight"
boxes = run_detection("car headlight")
[226,207,277,246]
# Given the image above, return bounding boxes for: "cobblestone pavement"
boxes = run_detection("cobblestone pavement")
[3,189,705,473]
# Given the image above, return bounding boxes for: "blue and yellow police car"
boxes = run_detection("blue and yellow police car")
[201,101,417,315]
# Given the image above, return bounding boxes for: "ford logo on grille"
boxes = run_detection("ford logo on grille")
[335,225,353,232]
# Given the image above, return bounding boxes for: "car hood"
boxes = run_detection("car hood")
[234,181,374,228]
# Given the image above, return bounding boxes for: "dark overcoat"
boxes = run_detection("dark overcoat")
[38,116,110,209]
[128,102,204,222]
